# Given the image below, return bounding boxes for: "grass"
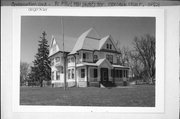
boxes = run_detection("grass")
[20,85,155,107]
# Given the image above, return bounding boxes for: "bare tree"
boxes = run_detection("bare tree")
[133,34,155,83]
[20,61,29,86]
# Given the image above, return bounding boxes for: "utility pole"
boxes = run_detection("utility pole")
[61,16,67,90]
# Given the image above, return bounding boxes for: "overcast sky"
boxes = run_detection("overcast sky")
[21,16,155,63]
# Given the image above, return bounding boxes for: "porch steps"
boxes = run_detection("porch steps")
[100,81,116,88]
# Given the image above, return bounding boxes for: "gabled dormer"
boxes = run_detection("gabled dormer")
[99,35,118,52]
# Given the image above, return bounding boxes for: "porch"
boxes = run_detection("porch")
[76,59,129,87]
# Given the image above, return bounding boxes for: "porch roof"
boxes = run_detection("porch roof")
[76,59,129,69]
[76,62,98,67]
[112,64,129,69]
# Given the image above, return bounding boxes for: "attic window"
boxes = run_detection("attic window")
[110,44,112,49]
[106,44,109,49]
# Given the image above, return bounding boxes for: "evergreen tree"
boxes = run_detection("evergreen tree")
[29,31,51,87]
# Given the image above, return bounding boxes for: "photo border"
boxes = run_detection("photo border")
[12,7,164,113]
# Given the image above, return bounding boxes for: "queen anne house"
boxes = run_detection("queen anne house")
[49,28,129,87]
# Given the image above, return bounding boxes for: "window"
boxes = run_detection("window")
[55,57,60,62]
[115,70,119,77]
[51,59,54,66]
[81,69,85,78]
[115,70,123,78]
[110,44,112,49]
[106,44,109,49]
[60,66,64,73]
[83,53,86,59]
[71,57,75,62]
[72,69,74,79]
[120,70,122,78]
[94,69,98,78]
[68,69,71,79]
[126,70,128,78]
[93,55,98,62]
[51,72,54,80]
[111,69,114,77]
[56,71,60,80]
[106,54,113,64]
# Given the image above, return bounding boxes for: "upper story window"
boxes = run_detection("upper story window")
[93,55,98,62]
[106,54,113,64]
[55,57,60,62]
[68,69,71,79]
[106,44,109,49]
[83,53,86,59]
[71,57,75,62]
[82,52,90,61]
[51,59,54,66]
[106,43,112,50]
[110,44,112,49]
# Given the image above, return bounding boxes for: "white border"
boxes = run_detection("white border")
[12,7,164,113]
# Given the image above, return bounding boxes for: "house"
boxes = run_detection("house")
[49,28,129,87]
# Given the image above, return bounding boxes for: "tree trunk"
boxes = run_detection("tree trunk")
[40,80,43,87]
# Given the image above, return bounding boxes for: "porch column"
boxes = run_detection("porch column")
[98,67,101,82]
[86,66,89,86]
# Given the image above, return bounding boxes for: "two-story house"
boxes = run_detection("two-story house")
[49,28,129,87]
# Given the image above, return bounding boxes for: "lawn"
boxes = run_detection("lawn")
[20,85,155,107]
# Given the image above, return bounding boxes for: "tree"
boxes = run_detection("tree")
[133,34,155,83]
[29,31,51,87]
[20,61,29,86]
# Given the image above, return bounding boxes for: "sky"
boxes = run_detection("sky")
[21,16,155,63]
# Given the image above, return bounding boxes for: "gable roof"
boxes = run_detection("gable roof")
[69,28,100,54]
[98,35,118,51]
[50,28,120,56]
[50,35,76,53]
[96,58,113,69]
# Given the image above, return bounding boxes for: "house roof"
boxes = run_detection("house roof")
[76,59,129,69]
[50,28,120,56]
[70,28,100,54]
[98,35,109,50]
[50,35,77,53]
[112,64,129,69]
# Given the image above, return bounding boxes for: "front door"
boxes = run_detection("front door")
[101,68,108,82]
